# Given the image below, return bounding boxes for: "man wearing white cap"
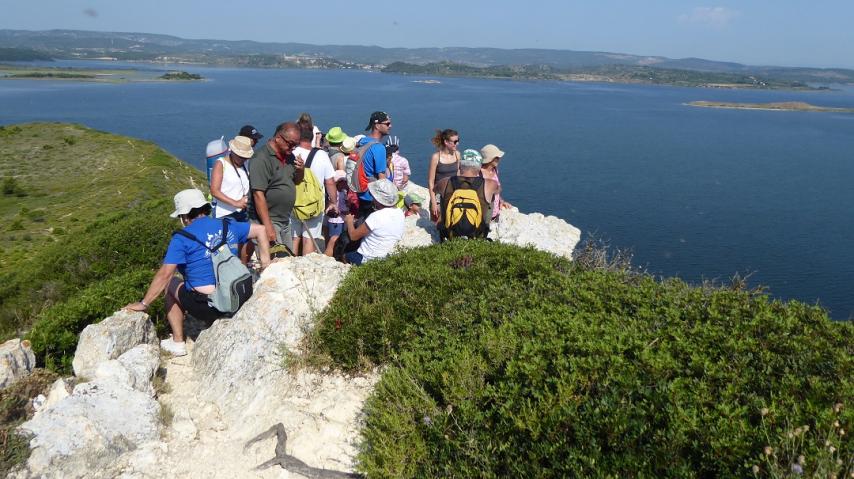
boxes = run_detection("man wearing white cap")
[343,179,404,265]
[124,189,270,356]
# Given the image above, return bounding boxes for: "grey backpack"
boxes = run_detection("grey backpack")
[174,220,253,315]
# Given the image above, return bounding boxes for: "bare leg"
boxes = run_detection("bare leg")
[292,236,302,256]
[165,278,186,342]
[324,235,339,256]
[239,241,255,265]
[302,236,316,255]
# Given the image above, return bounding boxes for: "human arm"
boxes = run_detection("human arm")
[247,223,271,269]
[343,214,370,241]
[324,177,338,214]
[210,161,247,210]
[252,189,276,243]
[427,152,440,218]
[124,263,178,312]
[292,153,305,185]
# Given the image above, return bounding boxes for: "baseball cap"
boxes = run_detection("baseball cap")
[239,125,263,141]
[460,149,483,168]
[364,111,390,131]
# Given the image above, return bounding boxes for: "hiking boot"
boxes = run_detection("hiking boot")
[160,336,187,357]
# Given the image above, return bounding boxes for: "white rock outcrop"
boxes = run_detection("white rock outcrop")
[19,345,162,478]
[72,310,158,379]
[191,254,379,472]
[0,338,36,389]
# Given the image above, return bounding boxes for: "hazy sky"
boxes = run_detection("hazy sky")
[1,0,852,68]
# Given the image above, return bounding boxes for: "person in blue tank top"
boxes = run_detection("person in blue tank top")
[125,189,270,356]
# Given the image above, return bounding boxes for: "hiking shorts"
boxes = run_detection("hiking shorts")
[290,214,324,239]
[179,287,222,323]
[327,221,344,238]
[250,218,292,250]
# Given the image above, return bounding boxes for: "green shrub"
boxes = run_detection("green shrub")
[309,241,853,478]
[0,199,174,340]
[27,268,163,372]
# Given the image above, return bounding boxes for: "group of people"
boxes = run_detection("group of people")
[125,110,511,356]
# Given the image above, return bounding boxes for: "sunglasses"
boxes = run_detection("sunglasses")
[448,138,460,144]
[277,136,298,148]
[379,121,392,126]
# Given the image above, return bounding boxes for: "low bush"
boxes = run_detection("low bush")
[309,241,853,478]
[27,268,163,372]
[0,199,173,340]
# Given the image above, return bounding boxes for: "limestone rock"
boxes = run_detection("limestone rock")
[0,338,36,389]
[192,254,350,408]
[33,379,71,417]
[488,208,581,259]
[72,310,158,379]
[19,378,161,478]
[116,345,160,395]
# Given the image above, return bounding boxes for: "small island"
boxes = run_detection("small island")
[158,71,203,81]
[687,101,854,113]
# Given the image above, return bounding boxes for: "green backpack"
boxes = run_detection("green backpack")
[293,148,324,220]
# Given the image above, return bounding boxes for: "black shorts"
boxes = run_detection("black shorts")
[178,287,223,323]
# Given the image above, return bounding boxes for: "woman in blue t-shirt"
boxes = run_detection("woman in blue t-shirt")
[124,189,270,356]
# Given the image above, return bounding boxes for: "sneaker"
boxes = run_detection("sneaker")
[160,337,187,357]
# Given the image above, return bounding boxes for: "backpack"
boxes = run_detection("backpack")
[173,219,253,315]
[439,176,489,241]
[292,148,324,220]
[346,141,380,193]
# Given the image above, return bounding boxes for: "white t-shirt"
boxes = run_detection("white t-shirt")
[358,207,405,262]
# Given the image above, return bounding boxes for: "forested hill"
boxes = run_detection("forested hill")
[2,29,854,85]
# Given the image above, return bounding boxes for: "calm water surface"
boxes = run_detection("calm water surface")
[1,61,853,318]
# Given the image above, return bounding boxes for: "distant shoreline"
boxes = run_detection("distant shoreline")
[0,65,204,83]
[686,101,854,112]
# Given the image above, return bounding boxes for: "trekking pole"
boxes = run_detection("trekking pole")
[299,218,323,254]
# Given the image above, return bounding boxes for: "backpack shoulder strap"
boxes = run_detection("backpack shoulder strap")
[306,147,319,168]
[173,229,215,252]
[214,219,229,250]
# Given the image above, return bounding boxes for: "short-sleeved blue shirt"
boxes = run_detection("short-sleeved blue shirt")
[163,216,250,290]
[357,137,393,202]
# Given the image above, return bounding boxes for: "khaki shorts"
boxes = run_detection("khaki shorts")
[250,218,292,250]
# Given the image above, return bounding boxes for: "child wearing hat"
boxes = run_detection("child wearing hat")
[403,193,423,217]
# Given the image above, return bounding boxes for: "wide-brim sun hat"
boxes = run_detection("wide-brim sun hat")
[326,126,348,144]
[341,137,356,154]
[170,189,209,217]
[228,135,254,159]
[460,149,483,168]
[480,144,505,164]
[367,179,399,207]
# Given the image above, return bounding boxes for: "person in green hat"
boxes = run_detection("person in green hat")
[326,126,350,171]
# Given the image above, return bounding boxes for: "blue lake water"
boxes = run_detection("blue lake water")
[1,61,853,319]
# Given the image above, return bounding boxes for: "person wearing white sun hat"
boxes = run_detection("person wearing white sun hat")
[210,135,253,221]
[124,188,270,357]
[342,179,404,265]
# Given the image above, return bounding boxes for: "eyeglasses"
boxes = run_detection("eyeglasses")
[277,136,298,148]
